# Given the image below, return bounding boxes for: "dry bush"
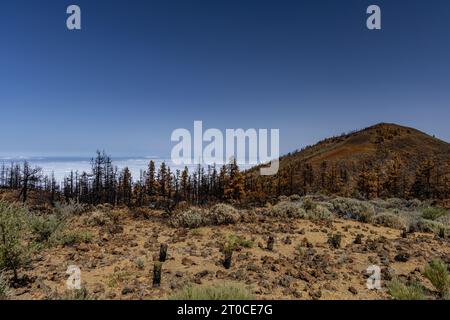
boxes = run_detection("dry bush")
[305,204,333,220]
[86,210,112,227]
[206,204,240,225]
[169,207,206,228]
[268,201,307,218]
[53,200,87,217]
[331,197,375,223]
[327,233,342,249]
[131,207,154,219]
[373,212,407,229]
[288,194,302,202]
[169,204,240,228]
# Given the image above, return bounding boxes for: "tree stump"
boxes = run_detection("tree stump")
[159,243,168,262]
[267,236,275,251]
[153,262,162,287]
[223,249,233,269]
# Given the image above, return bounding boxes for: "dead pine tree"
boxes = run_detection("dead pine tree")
[267,236,275,251]
[401,228,408,238]
[19,161,42,203]
[223,247,233,269]
[153,262,162,288]
[159,243,168,262]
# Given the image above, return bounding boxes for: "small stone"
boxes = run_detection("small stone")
[297,270,315,283]
[181,257,195,266]
[348,286,358,295]
[394,253,410,262]
[92,283,105,294]
[309,290,322,300]
[121,287,134,295]
[195,270,209,278]
[175,271,184,278]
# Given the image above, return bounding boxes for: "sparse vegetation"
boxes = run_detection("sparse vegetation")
[169,283,254,300]
[46,287,95,300]
[190,228,203,236]
[107,271,135,288]
[57,230,93,246]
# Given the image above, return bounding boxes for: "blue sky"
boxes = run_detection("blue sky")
[1,0,449,157]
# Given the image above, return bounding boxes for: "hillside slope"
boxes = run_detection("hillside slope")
[247,123,450,200]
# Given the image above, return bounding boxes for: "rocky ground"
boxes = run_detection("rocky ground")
[7,205,450,300]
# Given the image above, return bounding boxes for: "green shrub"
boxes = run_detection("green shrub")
[423,260,450,297]
[417,219,449,235]
[169,283,254,300]
[269,201,306,218]
[0,272,9,300]
[29,214,65,243]
[331,197,375,223]
[0,200,29,282]
[225,234,254,251]
[387,278,426,300]
[58,230,93,246]
[422,207,448,221]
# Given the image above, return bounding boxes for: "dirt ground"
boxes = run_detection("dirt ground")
[8,209,450,300]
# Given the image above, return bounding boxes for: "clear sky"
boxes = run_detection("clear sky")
[1,0,449,157]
